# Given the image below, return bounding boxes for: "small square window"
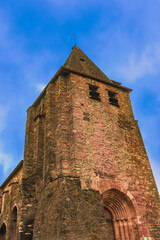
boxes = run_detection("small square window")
[80,58,85,62]
[89,84,100,101]
[108,90,119,107]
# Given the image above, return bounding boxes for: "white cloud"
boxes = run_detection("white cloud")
[0,105,14,175]
[112,0,160,15]
[147,154,160,195]
[0,8,55,87]
[117,44,160,82]
[0,149,13,174]
[35,83,46,92]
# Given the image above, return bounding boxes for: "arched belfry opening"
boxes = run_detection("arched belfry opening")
[102,189,140,240]
[0,223,6,240]
[11,206,17,240]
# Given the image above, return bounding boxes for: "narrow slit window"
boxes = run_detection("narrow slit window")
[108,90,119,107]
[89,84,100,101]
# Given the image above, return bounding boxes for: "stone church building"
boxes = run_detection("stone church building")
[0,45,159,240]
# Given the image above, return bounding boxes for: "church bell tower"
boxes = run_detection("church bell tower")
[23,45,160,240]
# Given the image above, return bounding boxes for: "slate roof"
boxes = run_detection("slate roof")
[63,45,112,83]
[31,45,132,107]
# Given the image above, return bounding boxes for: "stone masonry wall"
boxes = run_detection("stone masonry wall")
[0,168,22,240]
[68,73,160,239]
[33,177,117,240]
[29,72,160,239]
[23,73,76,185]
[6,70,159,240]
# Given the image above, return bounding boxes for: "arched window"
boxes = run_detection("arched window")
[11,206,17,240]
[102,189,140,240]
[0,223,6,240]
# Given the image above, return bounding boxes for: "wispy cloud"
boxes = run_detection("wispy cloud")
[0,105,14,175]
[35,83,46,92]
[0,149,13,174]
[137,113,160,194]
[147,153,160,194]
[117,44,160,82]
[0,9,56,94]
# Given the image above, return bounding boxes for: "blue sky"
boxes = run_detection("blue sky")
[0,0,159,193]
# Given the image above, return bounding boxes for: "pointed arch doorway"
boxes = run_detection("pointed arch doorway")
[102,189,140,240]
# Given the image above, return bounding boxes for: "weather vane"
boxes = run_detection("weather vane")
[74,34,77,46]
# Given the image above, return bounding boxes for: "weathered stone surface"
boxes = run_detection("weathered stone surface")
[0,46,159,240]
[33,177,116,240]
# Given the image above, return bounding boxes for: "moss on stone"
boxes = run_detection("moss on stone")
[33,177,111,240]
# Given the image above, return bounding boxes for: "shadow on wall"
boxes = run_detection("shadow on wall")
[11,206,17,240]
[0,223,6,240]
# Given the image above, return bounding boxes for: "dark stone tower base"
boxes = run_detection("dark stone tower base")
[33,177,117,240]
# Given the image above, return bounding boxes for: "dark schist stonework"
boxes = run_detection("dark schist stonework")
[0,45,159,240]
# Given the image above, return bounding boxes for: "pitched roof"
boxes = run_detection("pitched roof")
[0,160,23,189]
[63,45,112,83]
[31,46,132,108]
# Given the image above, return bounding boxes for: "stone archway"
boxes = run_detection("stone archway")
[102,189,140,240]
[0,223,6,240]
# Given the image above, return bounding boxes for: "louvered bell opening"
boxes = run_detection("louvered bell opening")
[88,84,101,101]
[89,85,98,92]
[109,98,119,106]
[90,91,100,101]
[108,91,116,98]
